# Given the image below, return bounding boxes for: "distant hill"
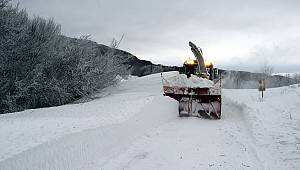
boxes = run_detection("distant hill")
[89,42,182,77]
[93,42,298,89]
[92,41,298,89]
[219,70,298,89]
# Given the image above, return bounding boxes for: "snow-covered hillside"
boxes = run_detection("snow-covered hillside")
[0,72,299,170]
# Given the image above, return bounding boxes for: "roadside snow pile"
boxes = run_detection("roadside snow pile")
[162,71,213,88]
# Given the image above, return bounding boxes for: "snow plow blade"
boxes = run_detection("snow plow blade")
[161,72,222,119]
[163,87,221,119]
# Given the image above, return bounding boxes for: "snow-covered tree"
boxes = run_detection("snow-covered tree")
[0,0,129,113]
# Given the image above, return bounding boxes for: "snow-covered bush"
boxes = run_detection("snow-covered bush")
[0,0,128,113]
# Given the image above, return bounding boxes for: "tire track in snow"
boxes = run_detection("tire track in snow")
[102,96,265,170]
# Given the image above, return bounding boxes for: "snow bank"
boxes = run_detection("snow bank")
[0,72,178,170]
[162,71,213,88]
[0,74,162,163]
[224,85,300,170]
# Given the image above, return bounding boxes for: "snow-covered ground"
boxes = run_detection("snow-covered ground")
[0,72,299,170]
[224,84,300,170]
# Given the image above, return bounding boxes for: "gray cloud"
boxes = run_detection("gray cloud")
[225,38,300,73]
[15,0,300,72]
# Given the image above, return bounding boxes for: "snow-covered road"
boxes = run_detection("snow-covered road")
[102,101,264,170]
[0,72,299,170]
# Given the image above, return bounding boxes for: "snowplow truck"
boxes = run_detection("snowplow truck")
[162,41,222,119]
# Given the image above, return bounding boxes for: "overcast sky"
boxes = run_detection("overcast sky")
[15,0,300,73]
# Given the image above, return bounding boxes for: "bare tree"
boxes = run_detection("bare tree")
[260,60,274,76]
[292,73,300,84]
[110,33,124,49]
